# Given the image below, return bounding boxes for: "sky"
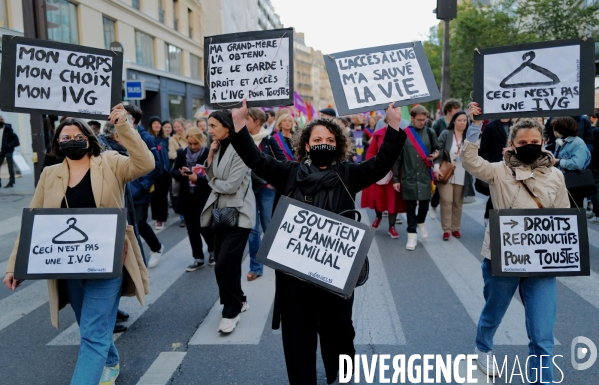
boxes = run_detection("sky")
[269,0,441,54]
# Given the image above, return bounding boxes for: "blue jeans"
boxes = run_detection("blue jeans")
[476,259,556,384]
[65,276,123,384]
[248,186,276,275]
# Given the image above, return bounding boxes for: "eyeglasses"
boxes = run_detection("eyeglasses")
[58,134,88,143]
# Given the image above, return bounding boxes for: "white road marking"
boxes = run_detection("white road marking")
[0,279,47,333]
[136,352,187,385]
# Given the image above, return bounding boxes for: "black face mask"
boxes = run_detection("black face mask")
[513,144,543,164]
[308,144,337,167]
[59,140,89,160]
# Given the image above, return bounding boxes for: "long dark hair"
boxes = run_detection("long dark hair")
[208,110,234,135]
[294,118,354,162]
[447,111,468,132]
[51,118,102,158]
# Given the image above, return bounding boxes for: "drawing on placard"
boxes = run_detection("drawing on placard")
[499,51,560,88]
[52,218,88,244]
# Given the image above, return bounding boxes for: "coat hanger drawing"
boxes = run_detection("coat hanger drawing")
[52,218,89,244]
[499,51,560,89]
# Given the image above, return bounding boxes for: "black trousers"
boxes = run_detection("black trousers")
[430,187,440,208]
[405,200,429,233]
[151,173,171,222]
[0,152,15,184]
[568,190,585,210]
[280,277,355,385]
[214,227,250,318]
[375,210,397,228]
[485,196,494,219]
[183,211,214,260]
[134,202,162,252]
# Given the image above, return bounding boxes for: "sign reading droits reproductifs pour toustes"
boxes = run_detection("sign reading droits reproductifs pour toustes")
[14,208,127,280]
[324,42,441,116]
[473,39,595,120]
[256,198,374,298]
[204,28,293,109]
[489,209,590,277]
[0,35,123,120]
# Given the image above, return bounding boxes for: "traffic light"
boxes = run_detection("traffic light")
[436,0,457,20]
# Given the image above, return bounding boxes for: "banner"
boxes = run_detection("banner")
[489,208,590,277]
[0,35,123,120]
[15,208,127,280]
[473,39,595,120]
[256,198,374,298]
[324,41,440,116]
[204,28,293,109]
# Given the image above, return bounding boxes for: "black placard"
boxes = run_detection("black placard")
[324,41,441,116]
[256,197,374,298]
[473,39,595,120]
[14,208,127,280]
[204,28,294,109]
[0,35,123,120]
[489,208,590,277]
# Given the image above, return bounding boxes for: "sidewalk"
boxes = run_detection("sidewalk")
[0,173,35,259]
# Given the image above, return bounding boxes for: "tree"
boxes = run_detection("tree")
[422,25,443,114]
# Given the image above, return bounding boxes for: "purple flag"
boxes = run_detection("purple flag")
[294,91,308,115]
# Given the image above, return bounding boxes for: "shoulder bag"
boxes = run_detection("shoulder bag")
[562,169,597,198]
[436,150,456,184]
[211,183,250,229]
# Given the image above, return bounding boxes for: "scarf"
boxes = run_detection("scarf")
[186,146,204,168]
[251,128,270,147]
[292,162,341,212]
[504,148,554,170]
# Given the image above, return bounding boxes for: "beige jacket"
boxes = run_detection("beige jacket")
[169,134,188,160]
[6,121,155,329]
[462,140,570,259]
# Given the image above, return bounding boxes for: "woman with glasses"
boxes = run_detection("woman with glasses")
[3,105,155,385]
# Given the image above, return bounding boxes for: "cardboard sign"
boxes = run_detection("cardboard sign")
[489,209,590,277]
[256,197,374,298]
[473,39,595,120]
[15,208,127,280]
[204,28,293,109]
[324,42,441,116]
[0,35,123,120]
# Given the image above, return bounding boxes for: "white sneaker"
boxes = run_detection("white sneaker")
[406,233,417,250]
[590,216,599,224]
[148,244,164,268]
[241,302,249,312]
[417,223,428,239]
[218,315,239,333]
[484,218,489,227]
[429,207,437,220]
[475,347,497,376]
[586,211,595,219]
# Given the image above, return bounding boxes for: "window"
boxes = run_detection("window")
[132,0,140,11]
[188,8,193,38]
[158,2,165,23]
[190,54,202,80]
[192,97,203,116]
[135,30,155,67]
[173,0,179,31]
[169,95,185,119]
[46,0,79,44]
[102,17,116,50]
[165,43,182,75]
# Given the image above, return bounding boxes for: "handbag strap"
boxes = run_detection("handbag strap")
[518,180,543,209]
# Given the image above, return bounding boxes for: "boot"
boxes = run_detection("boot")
[406,233,417,250]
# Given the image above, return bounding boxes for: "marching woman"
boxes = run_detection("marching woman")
[169,118,189,228]
[148,116,171,234]
[462,102,569,382]
[201,110,256,334]
[171,127,215,271]
[229,99,406,384]
[3,105,154,384]
[273,113,295,161]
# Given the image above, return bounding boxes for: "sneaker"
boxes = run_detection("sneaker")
[587,202,593,212]
[155,221,164,231]
[116,309,130,321]
[382,211,388,217]
[179,220,186,228]
[208,252,215,266]
[241,301,250,312]
[371,217,382,229]
[4,183,14,188]
[475,347,497,376]
[586,211,595,219]
[99,363,120,385]
[406,233,417,250]
[429,207,437,220]
[417,223,428,239]
[590,216,599,224]
[388,227,399,239]
[452,230,461,239]
[186,260,205,272]
[443,232,450,241]
[148,244,165,268]
[218,315,239,333]
[396,217,403,224]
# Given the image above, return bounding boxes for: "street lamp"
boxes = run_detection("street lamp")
[434,0,457,105]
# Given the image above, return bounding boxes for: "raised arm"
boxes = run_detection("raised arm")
[461,102,498,184]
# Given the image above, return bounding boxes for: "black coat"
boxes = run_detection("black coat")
[479,119,510,163]
[171,147,211,216]
[251,134,287,191]
[231,125,407,328]
[1,124,19,154]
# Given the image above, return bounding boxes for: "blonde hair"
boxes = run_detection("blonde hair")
[185,127,206,147]
[507,118,544,145]
[276,113,294,131]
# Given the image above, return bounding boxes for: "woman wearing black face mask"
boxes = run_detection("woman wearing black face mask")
[228,99,407,385]
[461,102,569,382]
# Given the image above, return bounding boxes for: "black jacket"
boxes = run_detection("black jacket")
[1,124,19,154]
[251,135,287,191]
[171,147,211,216]
[479,119,510,163]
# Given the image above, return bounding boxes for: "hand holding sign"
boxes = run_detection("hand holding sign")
[385,102,402,130]
[232,98,248,132]
[108,104,128,125]
[467,102,482,125]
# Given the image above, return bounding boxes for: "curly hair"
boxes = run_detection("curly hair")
[550,116,579,138]
[293,118,354,162]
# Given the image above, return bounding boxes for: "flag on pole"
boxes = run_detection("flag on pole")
[294,91,308,116]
